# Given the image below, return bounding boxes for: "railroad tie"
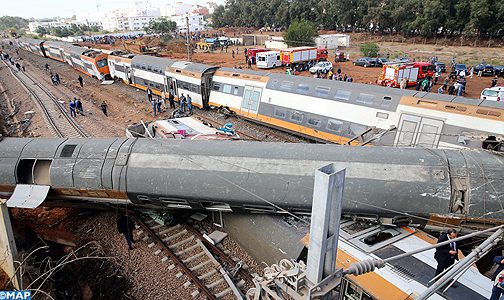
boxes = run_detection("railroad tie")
[176,243,199,256]
[198,269,217,280]
[170,235,195,249]
[162,229,188,242]
[189,259,212,271]
[158,224,182,236]
[215,287,232,299]
[206,278,224,289]
[182,251,205,263]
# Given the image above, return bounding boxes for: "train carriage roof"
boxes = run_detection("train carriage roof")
[131,55,175,69]
[19,38,44,45]
[217,67,271,77]
[169,61,217,74]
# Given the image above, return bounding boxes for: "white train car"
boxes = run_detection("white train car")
[107,53,135,84]
[130,55,176,96]
[165,61,218,108]
[208,68,270,117]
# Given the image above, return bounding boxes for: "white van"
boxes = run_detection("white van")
[256,51,281,69]
[480,86,504,102]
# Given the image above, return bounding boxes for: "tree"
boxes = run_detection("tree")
[283,19,318,47]
[360,43,379,57]
[35,26,48,36]
[144,18,177,35]
[0,16,28,31]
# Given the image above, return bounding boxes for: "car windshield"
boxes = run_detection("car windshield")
[456,64,466,69]
[483,90,499,97]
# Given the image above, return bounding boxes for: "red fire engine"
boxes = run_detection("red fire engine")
[377,62,434,88]
[247,48,269,64]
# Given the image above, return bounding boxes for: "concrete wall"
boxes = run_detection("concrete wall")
[315,34,350,48]
[242,34,270,46]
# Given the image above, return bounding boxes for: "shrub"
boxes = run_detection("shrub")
[360,43,379,57]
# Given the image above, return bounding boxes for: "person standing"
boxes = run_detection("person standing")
[490,256,504,300]
[151,97,157,116]
[179,93,187,113]
[492,76,498,88]
[168,92,175,109]
[400,78,407,89]
[146,87,153,102]
[55,73,61,85]
[78,75,84,88]
[117,212,135,250]
[75,97,84,116]
[232,50,235,59]
[156,96,163,114]
[69,99,77,118]
[434,229,458,276]
[100,101,108,116]
[187,95,193,115]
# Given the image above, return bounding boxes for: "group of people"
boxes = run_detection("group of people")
[68,97,84,117]
[314,67,354,82]
[146,87,190,117]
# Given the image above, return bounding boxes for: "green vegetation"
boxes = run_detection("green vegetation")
[36,24,102,38]
[144,18,177,35]
[211,0,504,38]
[283,20,318,47]
[0,16,28,31]
[360,43,379,57]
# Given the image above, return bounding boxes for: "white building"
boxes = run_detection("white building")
[102,7,160,31]
[161,2,193,17]
[170,14,205,32]
[28,20,73,32]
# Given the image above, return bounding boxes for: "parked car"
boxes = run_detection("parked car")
[309,61,333,74]
[454,64,468,75]
[493,66,504,77]
[474,64,494,76]
[395,57,410,63]
[353,57,376,67]
[334,51,348,62]
[375,58,389,66]
[480,87,504,102]
[434,61,446,72]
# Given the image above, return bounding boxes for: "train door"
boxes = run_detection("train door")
[241,86,262,116]
[395,114,444,148]
[166,77,178,97]
[125,66,133,84]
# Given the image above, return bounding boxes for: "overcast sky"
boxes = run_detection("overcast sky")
[1,0,224,19]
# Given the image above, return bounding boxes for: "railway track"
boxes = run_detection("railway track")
[135,215,246,300]
[3,61,88,138]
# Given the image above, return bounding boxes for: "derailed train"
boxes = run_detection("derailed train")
[0,137,503,231]
[16,38,504,149]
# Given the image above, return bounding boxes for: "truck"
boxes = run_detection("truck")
[280,47,318,70]
[256,51,282,69]
[377,62,434,88]
[247,48,269,64]
[317,48,329,61]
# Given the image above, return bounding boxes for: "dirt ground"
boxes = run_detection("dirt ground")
[82,33,503,100]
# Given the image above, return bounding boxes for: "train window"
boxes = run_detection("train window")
[382,96,392,107]
[280,81,294,91]
[155,84,161,90]
[361,227,401,246]
[147,65,152,71]
[60,144,77,157]
[376,112,389,119]
[213,83,221,91]
[349,123,367,136]
[153,66,159,73]
[290,111,304,123]
[297,84,310,94]
[327,119,343,132]
[315,86,330,97]
[96,59,107,68]
[356,93,374,105]
[308,118,321,127]
[192,84,199,93]
[335,90,351,101]
[233,86,239,95]
[223,84,232,94]
[274,109,286,118]
[141,64,146,70]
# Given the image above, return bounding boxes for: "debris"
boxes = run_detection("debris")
[190,212,207,222]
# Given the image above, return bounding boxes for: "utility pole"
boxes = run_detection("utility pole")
[186,15,191,61]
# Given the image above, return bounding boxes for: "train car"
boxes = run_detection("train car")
[17,38,45,57]
[165,61,218,108]
[225,214,493,300]
[208,68,270,116]
[41,41,67,62]
[107,52,135,83]
[0,138,503,231]
[209,70,504,149]
[130,55,175,96]
[62,46,110,80]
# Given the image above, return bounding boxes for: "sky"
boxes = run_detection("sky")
[0,0,224,19]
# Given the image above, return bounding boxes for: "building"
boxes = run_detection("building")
[102,7,160,31]
[314,34,351,48]
[28,20,73,32]
[161,2,193,17]
[170,14,205,32]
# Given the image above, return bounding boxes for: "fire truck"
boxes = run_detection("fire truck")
[377,62,434,88]
[247,48,269,64]
[280,47,318,70]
